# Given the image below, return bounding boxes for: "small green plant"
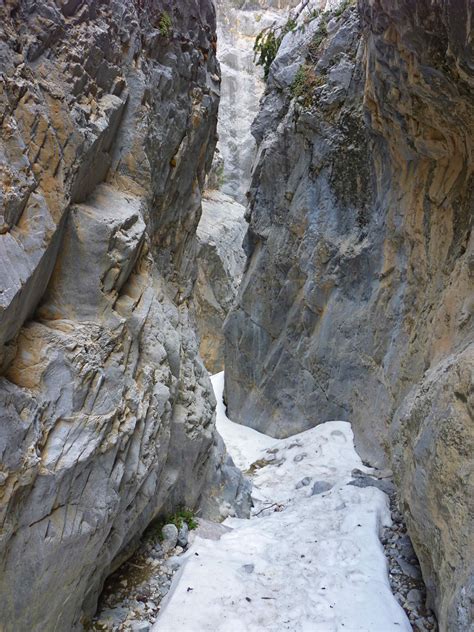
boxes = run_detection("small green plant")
[312,20,328,49]
[284,17,298,33]
[254,17,297,80]
[291,63,323,107]
[158,11,172,37]
[254,28,281,79]
[145,507,198,542]
[168,507,198,531]
[214,162,225,189]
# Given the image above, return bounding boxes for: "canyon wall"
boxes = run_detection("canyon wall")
[224,0,473,628]
[0,2,249,630]
[195,0,299,370]
[195,190,247,373]
[213,0,299,202]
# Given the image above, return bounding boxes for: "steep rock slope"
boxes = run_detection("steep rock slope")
[195,190,247,373]
[224,0,473,628]
[212,0,298,202]
[195,0,298,374]
[0,2,248,631]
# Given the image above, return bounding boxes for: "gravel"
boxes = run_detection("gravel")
[378,478,438,631]
[89,522,191,632]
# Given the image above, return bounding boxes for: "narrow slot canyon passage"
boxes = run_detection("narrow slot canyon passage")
[0,1,471,631]
[89,2,443,631]
[153,373,414,631]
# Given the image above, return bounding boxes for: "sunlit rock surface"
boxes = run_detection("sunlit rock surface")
[213,0,299,202]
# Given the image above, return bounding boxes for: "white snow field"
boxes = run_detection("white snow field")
[153,372,411,632]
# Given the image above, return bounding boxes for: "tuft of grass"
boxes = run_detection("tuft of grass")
[145,507,198,542]
[158,11,172,37]
[168,507,198,531]
[311,20,328,49]
[291,63,323,107]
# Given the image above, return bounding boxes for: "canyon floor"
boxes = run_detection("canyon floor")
[92,373,437,632]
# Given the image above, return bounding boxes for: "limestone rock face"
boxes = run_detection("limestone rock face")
[212,0,298,202]
[0,2,249,630]
[224,0,473,627]
[392,348,474,630]
[195,190,247,373]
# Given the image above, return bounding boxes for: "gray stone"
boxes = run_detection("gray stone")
[407,589,423,605]
[242,564,255,574]
[193,518,233,542]
[398,558,422,581]
[97,606,129,626]
[295,477,311,489]
[311,481,333,496]
[177,523,189,548]
[161,524,179,554]
[397,535,416,561]
[130,621,151,632]
[347,474,396,496]
[195,190,246,373]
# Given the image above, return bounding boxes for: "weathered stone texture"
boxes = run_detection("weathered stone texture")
[195,190,246,373]
[224,0,473,628]
[0,2,248,630]
[210,0,299,202]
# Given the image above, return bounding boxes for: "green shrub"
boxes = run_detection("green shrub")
[159,11,172,37]
[254,17,297,80]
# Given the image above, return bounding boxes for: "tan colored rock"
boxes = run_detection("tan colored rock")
[0,2,250,631]
[223,1,473,627]
[392,347,474,630]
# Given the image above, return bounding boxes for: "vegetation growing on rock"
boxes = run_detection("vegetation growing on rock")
[158,11,172,37]
[253,17,297,79]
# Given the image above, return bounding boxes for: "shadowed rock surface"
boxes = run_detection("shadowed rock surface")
[0,2,249,630]
[195,190,247,373]
[224,0,473,628]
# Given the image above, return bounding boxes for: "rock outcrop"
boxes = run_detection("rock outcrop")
[196,0,298,372]
[212,0,298,202]
[224,0,473,628]
[0,2,248,630]
[195,190,247,373]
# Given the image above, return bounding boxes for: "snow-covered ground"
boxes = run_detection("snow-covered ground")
[152,372,411,632]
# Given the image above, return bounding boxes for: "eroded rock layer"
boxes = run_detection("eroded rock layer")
[195,190,247,373]
[0,2,249,630]
[224,0,473,628]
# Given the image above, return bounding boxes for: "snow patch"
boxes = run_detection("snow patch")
[153,372,411,632]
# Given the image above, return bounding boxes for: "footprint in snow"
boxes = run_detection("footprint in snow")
[330,429,347,443]
[293,453,307,463]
